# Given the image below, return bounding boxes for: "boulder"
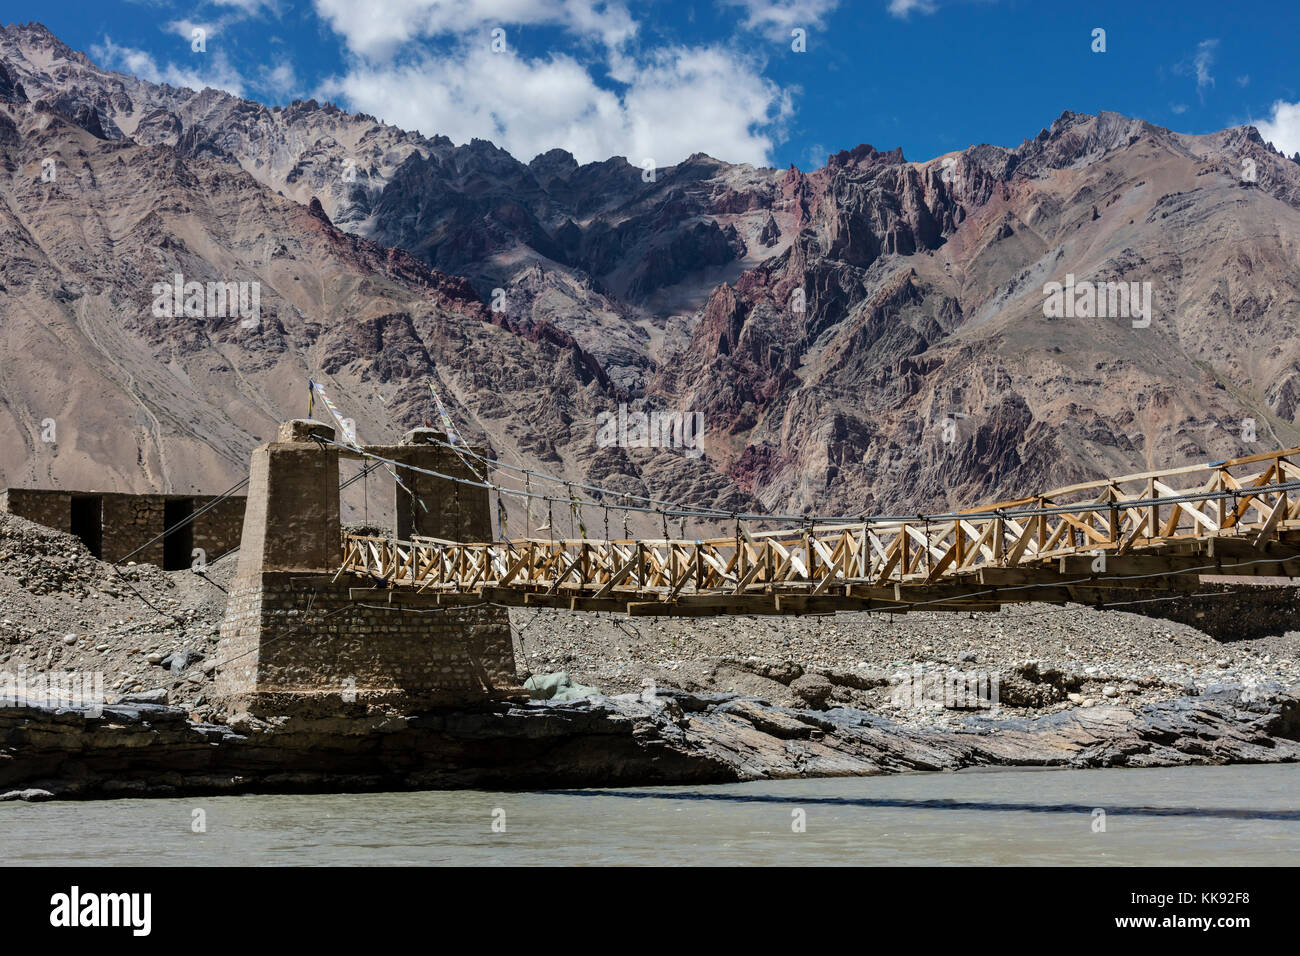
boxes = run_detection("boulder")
[998,661,1081,708]
[523,672,600,701]
[790,673,833,708]
[158,649,204,673]
[819,666,890,690]
[0,788,54,801]
[117,688,169,705]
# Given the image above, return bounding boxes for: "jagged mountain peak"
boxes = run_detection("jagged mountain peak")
[827,143,907,169]
[528,147,579,178]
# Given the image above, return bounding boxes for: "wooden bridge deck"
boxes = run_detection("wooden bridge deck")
[337,448,1300,616]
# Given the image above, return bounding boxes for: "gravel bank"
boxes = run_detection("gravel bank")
[507,600,1300,727]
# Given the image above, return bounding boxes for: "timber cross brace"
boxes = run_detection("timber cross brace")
[338,447,1300,617]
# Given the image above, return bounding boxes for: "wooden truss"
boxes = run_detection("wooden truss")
[338,448,1300,615]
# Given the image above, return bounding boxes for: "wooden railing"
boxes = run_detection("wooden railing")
[337,448,1300,613]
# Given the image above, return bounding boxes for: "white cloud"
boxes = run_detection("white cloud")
[167,19,222,43]
[887,0,937,17]
[1193,38,1217,98]
[260,61,299,97]
[724,0,840,38]
[313,0,637,60]
[90,37,246,97]
[319,42,791,166]
[623,46,793,165]
[310,0,792,166]
[1255,99,1300,157]
[164,1,280,51]
[1174,38,1217,103]
[210,0,281,14]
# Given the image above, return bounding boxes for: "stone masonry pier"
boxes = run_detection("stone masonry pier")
[213,420,523,717]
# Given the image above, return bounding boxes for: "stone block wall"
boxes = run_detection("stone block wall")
[99,493,166,564]
[215,573,516,710]
[233,435,341,578]
[0,488,246,568]
[1134,581,1300,640]
[191,496,248,562]
[380,437,492,542]
[0,489,71,533]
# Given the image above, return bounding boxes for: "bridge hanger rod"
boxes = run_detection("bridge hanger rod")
[321,437,1300,529]
[417,433,1300,526]
[419,433,719,518]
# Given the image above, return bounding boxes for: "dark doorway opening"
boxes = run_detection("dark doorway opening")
[163,498,194,571]
[70,495,102,558]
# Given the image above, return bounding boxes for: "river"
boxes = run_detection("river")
[3,764,1297,865]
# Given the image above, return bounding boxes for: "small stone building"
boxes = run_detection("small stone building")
[0,488,246,569]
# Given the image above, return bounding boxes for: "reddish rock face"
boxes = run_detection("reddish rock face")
[646,111,1300,515]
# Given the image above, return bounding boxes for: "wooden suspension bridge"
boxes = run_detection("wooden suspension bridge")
[337,448,1300,617]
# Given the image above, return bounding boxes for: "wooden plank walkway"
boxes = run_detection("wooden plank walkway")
[338,448,1300,615]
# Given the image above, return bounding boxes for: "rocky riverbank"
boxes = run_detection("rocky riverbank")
[507,599,1300,733]
[3,678,1298,800]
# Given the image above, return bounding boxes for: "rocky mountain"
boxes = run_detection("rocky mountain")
[0,25,748,535]
[659,117,1300,515]
[3,20,1300,528]
[0,22,791,393]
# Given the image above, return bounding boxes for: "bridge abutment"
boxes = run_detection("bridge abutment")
[214,420,521,718]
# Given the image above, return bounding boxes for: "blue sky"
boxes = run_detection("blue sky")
[5,0,1300,169]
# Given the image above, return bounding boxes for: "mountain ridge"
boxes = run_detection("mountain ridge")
[4,21,1300,528]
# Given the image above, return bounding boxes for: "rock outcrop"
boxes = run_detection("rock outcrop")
[2,684,1297,799]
